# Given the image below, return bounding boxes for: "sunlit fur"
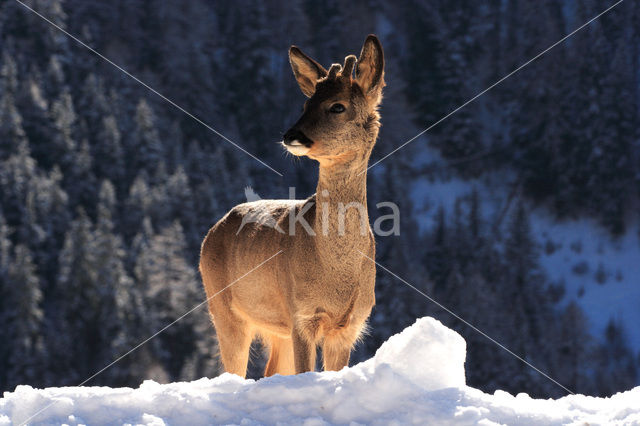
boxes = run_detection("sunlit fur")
[200,35,385,377]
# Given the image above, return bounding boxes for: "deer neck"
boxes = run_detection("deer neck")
[313,151,371,265]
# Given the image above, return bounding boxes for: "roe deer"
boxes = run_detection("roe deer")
[200,35,384,377]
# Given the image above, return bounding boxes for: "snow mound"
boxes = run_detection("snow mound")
[370,316,466,390]
[2,317,639,425]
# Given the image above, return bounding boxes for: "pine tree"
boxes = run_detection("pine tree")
[92,181,142,385]
[64,139,97,213]
[124,173,152,242]
[15,72,53,166]
[505,0,566,203]
[22,166,70,292]
[1,244,46,390]
[594,319,639,396]
[129,99,165,180]
[553,302,594,396]
[76,74,110,137]
[93,115,125,188]
[134,221,201,381]
[0,140,38,230]
[0,50,18,95]
[186,141,223,241]
[0,84,27,161]
[0,213,12,389]
[48,89,78,170]
[430,3,484,176]
[402,0,447,129]
[500,202,557,396]
[425,206,450,293]
[165,166,198,254]
[219,0,284,190]
[587,41,636,234]
[51,209,101,384]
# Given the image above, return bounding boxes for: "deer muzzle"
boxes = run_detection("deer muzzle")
[282,128,314,156]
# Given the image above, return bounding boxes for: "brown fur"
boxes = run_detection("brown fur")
[200,35,385,377]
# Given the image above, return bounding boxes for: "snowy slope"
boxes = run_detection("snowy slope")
[531,212,640,350]
[2,317,639,426]
[410,172,640,352]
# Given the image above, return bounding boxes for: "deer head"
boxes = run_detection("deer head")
[282,35,385,167]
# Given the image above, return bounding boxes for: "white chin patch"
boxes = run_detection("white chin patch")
[283,140,311,156]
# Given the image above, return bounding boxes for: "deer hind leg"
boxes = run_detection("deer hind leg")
[264,335,295,377]
[208,298,252,378]
[322,337,351,371]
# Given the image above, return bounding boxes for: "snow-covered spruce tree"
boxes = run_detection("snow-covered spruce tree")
[185,141,223,243]
[498,202,542,391]
[1,244,46,391]
[0,217,47,389]
[51,208,117,385]
[0,50,19,96]
[500,202,560,396]
[428,2,485,176]
[93,114,125,190]
[128,99,165,182]
[0,214,12,390]
[48,90,78,172]
[218,0,284,192]
[594,319,639,397]
[76,74,110,139]
[424,205,450,294]
[552,301,595,395]
[19,166,70,293]
[443,193,509,394]
[401,0,444,129]
[586,38,636,234]
[94,182,131,339]
[64,139,98,215]
[134,221,203,382]
[0,56,27,161]
[15,71,53,168]
[504,1,567,204]
[124,172,153,244]
[93,180,147,386]
[153,1,219,128]
[0,140,38,233]
[164,166,199,258]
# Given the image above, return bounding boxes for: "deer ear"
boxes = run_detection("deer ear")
[355,35,384,97]
[289,46,327,98]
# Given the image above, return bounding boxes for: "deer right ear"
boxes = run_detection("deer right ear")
[289,46,327,98]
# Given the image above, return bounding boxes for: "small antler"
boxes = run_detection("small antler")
[327,63,342,80]
[341,55,357,80]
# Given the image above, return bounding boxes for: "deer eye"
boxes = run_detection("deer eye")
[329,103,346,113]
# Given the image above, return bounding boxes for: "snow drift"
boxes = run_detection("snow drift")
[1,317,639,425]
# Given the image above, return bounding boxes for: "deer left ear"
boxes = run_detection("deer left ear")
[356,35,385,99]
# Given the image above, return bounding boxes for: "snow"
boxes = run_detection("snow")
[2,317,639,425]
[531,212,640,350]
[372,317,466,390]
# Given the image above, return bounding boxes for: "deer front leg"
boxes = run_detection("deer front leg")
[322,338,351,371]
[292,327,316,373]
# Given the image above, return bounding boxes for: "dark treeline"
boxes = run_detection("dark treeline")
[0,0,638,398]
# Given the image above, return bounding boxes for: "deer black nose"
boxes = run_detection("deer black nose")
[283,129,314,147]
